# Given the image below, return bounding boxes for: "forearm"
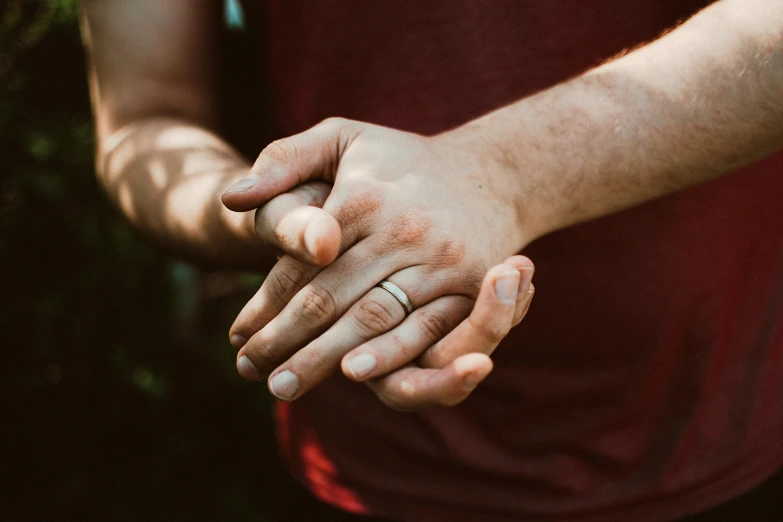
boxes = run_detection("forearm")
[450,0,783,243]
[98,118,273,269]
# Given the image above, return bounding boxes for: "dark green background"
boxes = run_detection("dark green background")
[1,2,320,521]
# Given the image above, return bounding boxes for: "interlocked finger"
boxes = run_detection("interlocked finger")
[258,265,450,400]
[351,257,535,411]
[230,254,321,350]
[254,180,341,266]
[263,286,409,401]
[340,295,473,382]
[418,259,533,369]
[235,238,412,380]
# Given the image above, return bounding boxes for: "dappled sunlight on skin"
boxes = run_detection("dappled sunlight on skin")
[166,171,249,241]
[105,121,241,178]
[153,125,231,151]
[147,157,168,189]
[100,119,267,268]
[117,181,137,222]
[180,147,239,175]
[103,128,138,186]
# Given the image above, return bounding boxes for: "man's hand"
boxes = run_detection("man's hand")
[223,0,782,407]
[356,255,535,411]
[222,118,532,403]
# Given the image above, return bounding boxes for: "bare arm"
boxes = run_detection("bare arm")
[447,0,783,242]
[217,0,782,405]
[82,0,276,268]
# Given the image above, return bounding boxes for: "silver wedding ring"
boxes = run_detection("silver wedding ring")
[377,280,414,315]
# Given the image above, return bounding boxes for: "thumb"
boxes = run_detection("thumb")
[221,118,358,212]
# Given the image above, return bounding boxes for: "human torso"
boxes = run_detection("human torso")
[243,1,783,520]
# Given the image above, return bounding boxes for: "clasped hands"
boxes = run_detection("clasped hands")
[222,118,535,411]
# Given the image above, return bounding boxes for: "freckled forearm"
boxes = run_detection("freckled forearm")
[447,0,783,243]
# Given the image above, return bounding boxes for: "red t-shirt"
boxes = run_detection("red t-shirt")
[245,1,783,520]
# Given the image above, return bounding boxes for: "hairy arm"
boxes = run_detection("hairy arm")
[81,0,275,268]
[447,0,783,242]
[217,0,781,404]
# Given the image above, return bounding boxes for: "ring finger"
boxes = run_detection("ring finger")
[261,266,446,400]
[236,238,411,379]
[341,261,525,383]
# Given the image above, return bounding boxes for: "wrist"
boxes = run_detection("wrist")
[436,106,554,250]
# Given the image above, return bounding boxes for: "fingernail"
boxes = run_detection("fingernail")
[224,173,259,194]
[237,355,261,380]
[494,270,519,304]
[517,267,534,296]
[269,370,299,400]
[347,353,376,379]
[230,334,247,349]
[304,219,324,258]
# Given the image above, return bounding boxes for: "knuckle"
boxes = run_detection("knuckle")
[246,340,278,374]
[260,139,295,164]
[266,265,307,308]
[298,285,338,323]
[434,238,466,267]
[415,309,448,343]
[353,299,398,337]
[296,346,332,375]
[335,186,383,228]
[386,208,432,247]
[318,116,347,129]
[418,344,445,369]
[451,262,485,297]
[385,332,407,355]
[469,315,507,342]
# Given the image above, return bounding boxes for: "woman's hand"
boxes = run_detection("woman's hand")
[222,118,532,407]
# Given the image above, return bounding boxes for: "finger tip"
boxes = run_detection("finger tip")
[220,187,248,210]
[344,352,378,381]
[454,353,493,376]
[454,354,493,391]
[230,333,247,349]
[306,217,342,266]
[221,195,254,213]
[506,255,535,272]
[485,262,519,285]
[220,193,238,211]
[268,369,300,401]
[237,354,263,381]
[340,357,360,381]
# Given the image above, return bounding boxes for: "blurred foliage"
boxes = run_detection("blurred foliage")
[0,2,326,521]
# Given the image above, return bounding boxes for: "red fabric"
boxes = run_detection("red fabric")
[250,1,783,520]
